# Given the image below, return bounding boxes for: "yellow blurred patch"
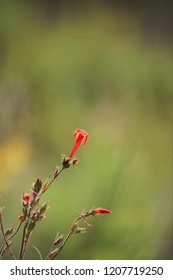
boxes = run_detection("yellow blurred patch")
[0,136,30,178]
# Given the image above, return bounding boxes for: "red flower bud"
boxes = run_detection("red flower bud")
[93,208,112,215]
[72,158,79,165]
[24,193,30,204]
[18,214,25,221]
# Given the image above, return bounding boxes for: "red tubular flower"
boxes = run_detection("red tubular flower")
[93,208,112,215]
[68,129,89,159]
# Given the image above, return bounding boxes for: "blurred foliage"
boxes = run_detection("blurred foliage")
[0,0,172,259]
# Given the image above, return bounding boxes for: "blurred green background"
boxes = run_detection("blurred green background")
[0,0,172,260]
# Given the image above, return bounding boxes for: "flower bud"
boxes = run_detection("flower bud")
[39,203,48,215]
[18,214,25,221]
[24,193,30,204]
[37,214,44,220]
[72,158,79,165]
[31,210,37,221]
[5,227,14,237]
[53,234,64,246]
[92,208,112,215]
[70,221,78,234]
[32,178,42,197]
[48,248,59,259]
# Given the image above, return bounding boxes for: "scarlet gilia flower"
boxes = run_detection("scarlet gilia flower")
[92,208,112,215]
[68,129,89,159]
[24,193,30,204]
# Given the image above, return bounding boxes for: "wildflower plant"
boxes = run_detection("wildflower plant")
[0,129,112,260]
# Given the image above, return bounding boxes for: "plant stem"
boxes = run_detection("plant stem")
[7,221,23,242]
[49,216,82,260]
[0,213,16,260]
[0,221,23,257]
[21,236,29,259]
[51,232,71,260]
[18,166,64,260]
[44,166,64,191]
[18,222,28,260]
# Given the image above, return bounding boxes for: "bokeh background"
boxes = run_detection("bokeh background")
[0,0,172,260]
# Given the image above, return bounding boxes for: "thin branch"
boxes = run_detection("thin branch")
[42,166,64,194]
[51,232,71,260]
[7,221,23,242]
[18,222,28,260]
[48,216,82,260]
[21,234,29,260]
[45,234,58,260]
[0,221,23,257]
[0,209,16,260]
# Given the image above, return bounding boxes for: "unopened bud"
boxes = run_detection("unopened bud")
[18,214,25,221]
[53,234,64,246]
[24,193,30,204]
[72,158,79,165]
[48,248,59,259]
[37,214,44,220]
[39,203,48,215]
[92,208,112,215]
[5,227,14,237]
[32,178,42,196]
[31,210,37,221]
[70,222,78,234]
